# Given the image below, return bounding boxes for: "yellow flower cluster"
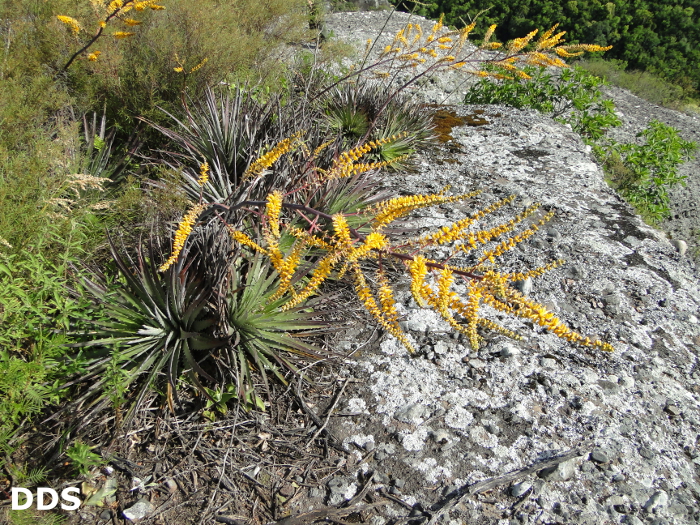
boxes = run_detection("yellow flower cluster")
[87,51,102,61]
[243,133,303,180]
[218,141,614,356]
[371,17,612,82]
[197,162,210,187]
[353,264,414,352]
[57,16,81,35]
[319,133,409,181]
[371,189,481,231]
[113,31,135,39]
[158,203,205,272]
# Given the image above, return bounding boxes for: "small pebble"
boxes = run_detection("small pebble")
[671,239,687,256]
[511,481,532,498]
[500,343,519,357]
[612,473,626,482]
[643,490,668,511]
[665,405,681,416]
[639,447,655,460]
[165,478,178,493]
[590,449,610,464]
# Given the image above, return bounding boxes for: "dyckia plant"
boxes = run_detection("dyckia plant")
[161,135,614,355]
[71,237,221,425]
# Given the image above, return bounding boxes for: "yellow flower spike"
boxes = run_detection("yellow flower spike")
[87,51,102,61]
[408,256,430,307]
[536,24,560,45]
[123,18,142,26]
[331,214,353,248]
[507,29,539,54]
[244,132,303,180]
[113,31,135,38]
[189,57,208,74]
[57,16,81,35]
[197,162,209,186]
[270,238,308,301]
[558,43,612,53]
[376,268,400,324]
[483,24,497,44]
[347,232,388,262]
[506,259,565,282]
[282,253,340,311]
[555,48,584,58]
[228,228,268,255]
[265,191,284,239]
[107,0,124,12]
[173,67,184,73]
[353,264,415,352]
[159,203,206,272]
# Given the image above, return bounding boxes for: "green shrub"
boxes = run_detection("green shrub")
[597,121,697,224]
[0,247,99,470]
[464,65,621,141]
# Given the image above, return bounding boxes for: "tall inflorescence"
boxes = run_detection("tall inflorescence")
[368,17,611,81]
[160,133,614,354]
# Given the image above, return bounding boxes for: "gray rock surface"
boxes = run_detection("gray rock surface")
[320,9,700,525]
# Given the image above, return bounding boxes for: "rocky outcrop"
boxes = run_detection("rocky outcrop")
[313,10,700,525]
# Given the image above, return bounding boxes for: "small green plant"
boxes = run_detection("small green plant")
[65,441,104,476]
[597,121,697,223]
[464,65,621,140]
[202,384,240,420]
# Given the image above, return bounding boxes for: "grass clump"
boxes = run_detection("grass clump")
[577,58,695,111]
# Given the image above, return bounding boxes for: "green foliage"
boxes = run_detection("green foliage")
[65,441,104,476]
[225,255,328,408]
[392,0,700,94]
[597,121,697,223]
[464,66,621,140]
[0,249,98,468]
[3,509,66,525]
[151,86,289,204]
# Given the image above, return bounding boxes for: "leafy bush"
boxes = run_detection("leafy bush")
[0,248,98,470]
[464,66,621,140]
[598,121,697,223]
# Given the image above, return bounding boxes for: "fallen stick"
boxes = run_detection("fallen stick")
[426,441,593,525]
